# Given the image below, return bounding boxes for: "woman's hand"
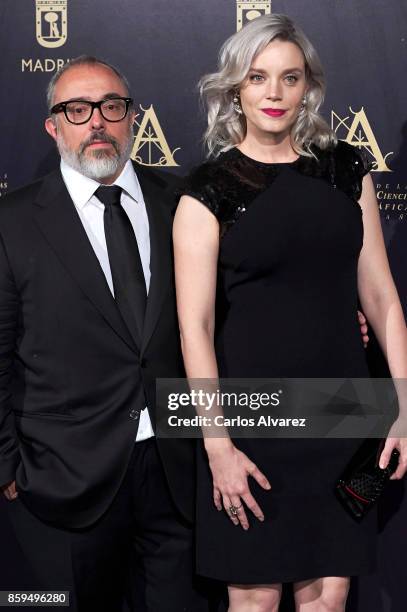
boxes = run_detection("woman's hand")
[1,480,18,501]
[205,439,271,530]
[379,418,407,480]
[357,310,369,348]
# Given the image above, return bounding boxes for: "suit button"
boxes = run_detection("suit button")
[141,358,147,368]
[129,409,139,420]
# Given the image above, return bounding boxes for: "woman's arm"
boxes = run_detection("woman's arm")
[173,195,271,528]
[173,195,219,379]
[357,173,407,479]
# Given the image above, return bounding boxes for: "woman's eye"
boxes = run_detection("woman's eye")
[249,74,264,82]
[285,75,298,84]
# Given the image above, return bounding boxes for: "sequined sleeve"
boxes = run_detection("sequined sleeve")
[176,163,222,219]
[332,141,374,202]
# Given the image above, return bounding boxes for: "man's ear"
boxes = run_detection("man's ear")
[45,116,58,142]
[129,108,137,125]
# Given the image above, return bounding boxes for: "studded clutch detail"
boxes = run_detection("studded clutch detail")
[335,438,399,521]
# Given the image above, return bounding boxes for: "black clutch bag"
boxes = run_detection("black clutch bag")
[335,438,399,521]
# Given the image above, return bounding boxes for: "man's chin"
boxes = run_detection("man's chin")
[78,156,121,181]
[85,148,115,160]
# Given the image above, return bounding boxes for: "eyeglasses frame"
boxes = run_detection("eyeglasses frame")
[50,97,134,125]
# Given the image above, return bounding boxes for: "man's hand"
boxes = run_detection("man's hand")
[1,480,18,501]
[358,310,369,348]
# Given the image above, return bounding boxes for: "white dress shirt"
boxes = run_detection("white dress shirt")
[60,159,154,442]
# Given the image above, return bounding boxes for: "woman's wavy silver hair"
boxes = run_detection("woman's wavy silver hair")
[199,14,336,158]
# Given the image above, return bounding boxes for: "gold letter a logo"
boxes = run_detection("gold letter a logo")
[331,107,393,172]
[131,105,180,167]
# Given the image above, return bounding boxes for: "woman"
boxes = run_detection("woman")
[173,14,407,612]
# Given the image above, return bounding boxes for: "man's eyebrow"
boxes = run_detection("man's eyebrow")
[58,92,126,103]
[102,92,127,99]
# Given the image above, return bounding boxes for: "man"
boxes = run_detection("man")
[0,56,209,612]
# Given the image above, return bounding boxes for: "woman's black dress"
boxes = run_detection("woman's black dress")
[180,141,377,584]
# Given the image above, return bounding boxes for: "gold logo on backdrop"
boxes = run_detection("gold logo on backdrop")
[377,182,407,222]
[331,107,393,172]
[21,58,68,72]
[36,0,67,48]
[236,1,272,31]
[131,105,180,167]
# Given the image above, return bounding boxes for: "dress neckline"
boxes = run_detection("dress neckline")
[229,146,300,167]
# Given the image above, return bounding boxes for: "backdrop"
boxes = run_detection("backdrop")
[0,1,406,610]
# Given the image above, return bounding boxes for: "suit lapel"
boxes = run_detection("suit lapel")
[33,170,138,354]
[136,165,173,354]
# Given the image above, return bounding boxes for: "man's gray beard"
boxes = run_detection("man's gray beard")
[57,130,134,181]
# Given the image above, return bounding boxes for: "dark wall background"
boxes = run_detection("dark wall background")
[0,1,406,610]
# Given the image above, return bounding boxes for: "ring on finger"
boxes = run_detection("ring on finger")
[228,504,242,517]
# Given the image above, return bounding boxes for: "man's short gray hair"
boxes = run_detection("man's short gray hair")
[46,55,131,113]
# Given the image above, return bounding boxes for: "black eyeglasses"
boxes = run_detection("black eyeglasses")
[50,97,133,124]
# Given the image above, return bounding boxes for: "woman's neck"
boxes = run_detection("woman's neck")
[237,133,298,164]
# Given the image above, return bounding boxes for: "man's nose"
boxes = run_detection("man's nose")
[89,107,106,130]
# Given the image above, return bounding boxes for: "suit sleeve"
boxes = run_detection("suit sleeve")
[0,231,20,486]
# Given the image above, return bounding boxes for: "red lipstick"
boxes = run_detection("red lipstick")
[261,109,287,117]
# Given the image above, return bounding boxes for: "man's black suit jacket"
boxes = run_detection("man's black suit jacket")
[0,162,195,529]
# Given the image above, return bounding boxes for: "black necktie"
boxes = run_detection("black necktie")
[96,185,147,341]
